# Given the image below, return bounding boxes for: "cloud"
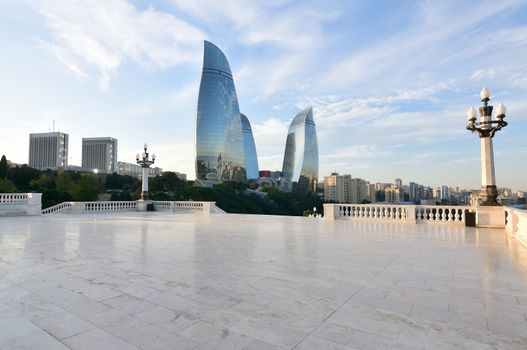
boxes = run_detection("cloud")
[471,68,497,81]
[30,0,205,89]
[322,145,391,160]
[170,0,343,49]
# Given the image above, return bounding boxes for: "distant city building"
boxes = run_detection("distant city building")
[28,132,68,170]
[282,107,319,194]
[117,161,162,178]
[259,170,272,178]
[324,172,345,202]
[395,178,403,187]
[82,137,117,174]
[240,113,259,180]
[409,181,419,203]
[441,185,449,201]
[195,41,248,182]
[323,173,375,204]
[385,185,403,203]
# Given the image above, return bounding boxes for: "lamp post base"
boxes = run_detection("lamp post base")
[479,185,500,206]
[137,198,153,212]
[476,205,505,228]
[140,191,149,201]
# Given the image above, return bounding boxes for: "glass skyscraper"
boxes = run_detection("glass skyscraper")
[282,107,319,194]
[196,41,247,181]
[240,113,259,180]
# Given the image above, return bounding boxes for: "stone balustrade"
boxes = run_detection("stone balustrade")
[324,203,473,225]
[505,207,527,246]
[41,202,73,215]
[40,200,218,215]
[0,193,42,215]
[152,201,216,213]
[415,205,471,223]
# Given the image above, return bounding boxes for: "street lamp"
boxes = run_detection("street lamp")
[136,142,155,201]
[466,87,508,206]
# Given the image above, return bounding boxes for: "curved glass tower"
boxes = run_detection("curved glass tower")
[196,41,246,181]
[282,107,319,194]
[240,113,259,180]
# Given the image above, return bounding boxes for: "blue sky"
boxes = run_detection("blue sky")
[1,0,526,189]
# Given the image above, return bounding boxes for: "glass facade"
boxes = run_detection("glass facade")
[240,113,259,180]
[282,107,319,194]
[196,41,246,181]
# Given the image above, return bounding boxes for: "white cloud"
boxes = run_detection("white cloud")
[471,68,496,81]
[30,0,205,89]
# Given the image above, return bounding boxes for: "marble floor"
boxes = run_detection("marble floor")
[1,212,527,349]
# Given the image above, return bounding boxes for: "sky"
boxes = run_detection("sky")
[0,0,526,190]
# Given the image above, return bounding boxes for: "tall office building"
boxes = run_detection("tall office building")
[282,107,319,194]
[323,173,375,203]
[82,137,118,174]
[195,41,247,182]
[324,172,344,202]
[409,181,419,203]
[28,132,68,170]
[240,113,259,180]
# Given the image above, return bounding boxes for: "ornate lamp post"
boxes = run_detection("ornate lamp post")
[136,143,155,201]
[466,87,508,206]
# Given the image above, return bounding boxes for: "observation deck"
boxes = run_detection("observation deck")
[1,211,527,349]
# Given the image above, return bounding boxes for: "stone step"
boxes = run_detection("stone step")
[0,210,26,217]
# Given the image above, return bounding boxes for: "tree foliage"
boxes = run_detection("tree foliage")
[5,166,323,215]
[0,155,8,179]
[0,178,16,193]
[70,174,104,201]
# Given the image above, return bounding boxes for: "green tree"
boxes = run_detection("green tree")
[70,174,104,201]
[0,155,8,179]
[150,171,187,196]
[56,170,74,192]
[0,178,16,193]
[11,165,42,191]
[30,174,55,191]
[42,189,73,209]
[105,173,140,190]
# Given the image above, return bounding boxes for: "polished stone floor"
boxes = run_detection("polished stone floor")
[1,212,527,349]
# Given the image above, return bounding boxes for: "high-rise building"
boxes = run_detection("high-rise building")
[116,162,163,178]
[323,173,375,204]
[385,185,403,203]
[28,132,68,170]
[282,107,319,194]
[240,114,259,180]
[441,185,450,201]
[324,172,344,202]
[409,181,419,203]
[195,41,247,182]
[82,137,117,174]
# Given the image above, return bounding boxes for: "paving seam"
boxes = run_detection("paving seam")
[291,238,418,349]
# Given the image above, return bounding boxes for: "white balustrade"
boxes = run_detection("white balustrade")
[415,205,471,224]
[41,202,73,214]
[41,200,218,215]
[0,193,29,204]
[324,203,473,225]
[330,204,415,223]
[505,207,527,246]
[152,201,217,213]
[0,193,41,215]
